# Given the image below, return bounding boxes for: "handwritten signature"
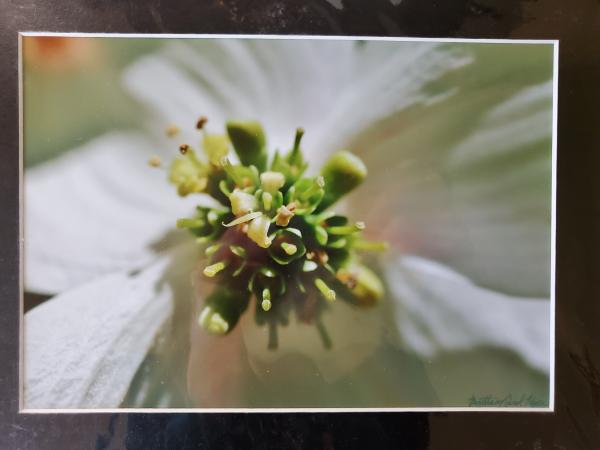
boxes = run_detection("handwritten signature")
[468,394,546,407]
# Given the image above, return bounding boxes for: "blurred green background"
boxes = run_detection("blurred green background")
[23,37,162,167]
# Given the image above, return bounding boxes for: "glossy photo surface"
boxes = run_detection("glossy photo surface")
[22,36,556,411]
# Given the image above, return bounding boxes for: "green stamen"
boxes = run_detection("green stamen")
[315,278,336,302]
[315,226,328,245]
[203,261,229,278]
[353,240,389,251]
[327,222,365,235]
[281,242,297,256]
[261,288,272,311]
[262,191,273,211]
[205,243,222,256]
[176,218,205,229]
[299,176,325,201]
[221,158,252,188]
[232,260,246,277]
[229,245,247,258]
[289,127,304,165]
[198,307,229,335]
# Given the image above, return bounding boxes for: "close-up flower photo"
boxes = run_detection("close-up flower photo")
[22,36,556,410]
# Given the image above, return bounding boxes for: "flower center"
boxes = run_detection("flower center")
[163,117,387,349]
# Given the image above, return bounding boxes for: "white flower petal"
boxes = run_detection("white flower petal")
[349,47,554,297]
[24,245,197,409]
[25,132,199,294]
[384,255,550,375]
[122,40,471,166]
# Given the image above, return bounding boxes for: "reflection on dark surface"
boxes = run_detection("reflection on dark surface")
[117,0,527,37]
[114,413,429,449]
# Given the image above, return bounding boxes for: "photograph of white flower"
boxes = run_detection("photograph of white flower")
[21,35,556,411]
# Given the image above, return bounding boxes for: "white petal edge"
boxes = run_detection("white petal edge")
[25,131,200,294]
[122,40,471,167]
[385,255,551,375]
[23,248,188,409]
[350,62,554,297]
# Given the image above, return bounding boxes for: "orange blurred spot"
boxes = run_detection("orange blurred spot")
[23,36,103,73]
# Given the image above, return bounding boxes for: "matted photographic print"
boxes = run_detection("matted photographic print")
[20,35,557,411]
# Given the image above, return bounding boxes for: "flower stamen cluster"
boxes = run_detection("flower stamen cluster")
[166,118,386,349]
